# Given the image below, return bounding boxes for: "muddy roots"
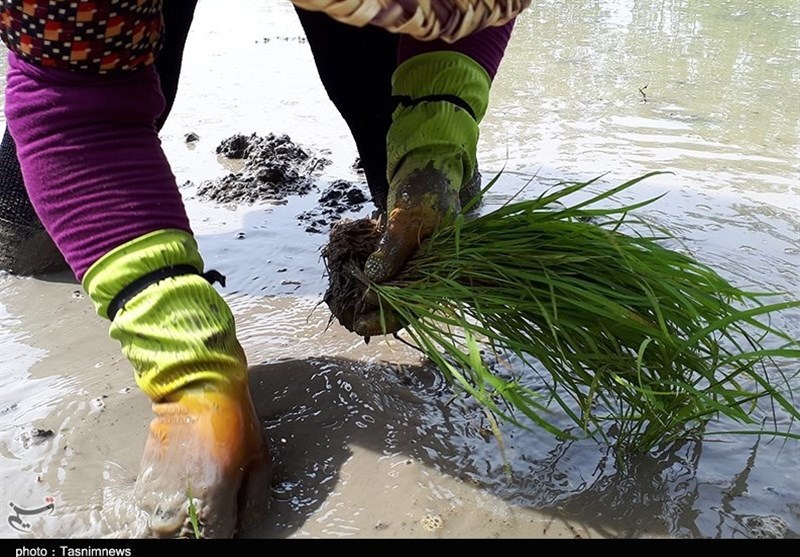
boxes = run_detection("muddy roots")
[321,218,382,332]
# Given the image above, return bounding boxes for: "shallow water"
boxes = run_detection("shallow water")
[1,0,798,539]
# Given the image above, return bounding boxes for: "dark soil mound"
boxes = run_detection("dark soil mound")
[298,179,369,234]
[198,133,330,204]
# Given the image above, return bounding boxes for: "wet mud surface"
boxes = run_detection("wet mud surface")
[1,126,798,541]
[197,133,383,336]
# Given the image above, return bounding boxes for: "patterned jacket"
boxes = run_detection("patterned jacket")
[0,0,529,73]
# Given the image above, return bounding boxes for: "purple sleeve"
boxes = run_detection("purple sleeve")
[3,52,192,282]
[397,18,516,80]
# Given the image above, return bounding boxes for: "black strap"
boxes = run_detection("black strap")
[106,264,227,321]
[391,94,478,121]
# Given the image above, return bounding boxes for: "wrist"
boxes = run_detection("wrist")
[387,52,491,196]
[83,229,247,401]
[82,229,205,320]
[391,51,491,122]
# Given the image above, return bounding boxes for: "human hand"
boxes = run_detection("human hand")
[351,51,490,337]
[352,167,482,337]
[80,230,273,538]
[134,382,271,538]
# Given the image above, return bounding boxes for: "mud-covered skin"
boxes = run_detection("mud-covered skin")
[351,167,481,337]
[363,163,460,284]
[133,385,271,538]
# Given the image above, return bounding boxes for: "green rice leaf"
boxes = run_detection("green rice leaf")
[342,173,799,455]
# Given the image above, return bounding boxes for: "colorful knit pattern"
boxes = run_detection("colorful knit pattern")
[292,0,530,43]
[0,0,163,73]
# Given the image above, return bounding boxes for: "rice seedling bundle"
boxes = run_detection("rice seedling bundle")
[322,172,800,453]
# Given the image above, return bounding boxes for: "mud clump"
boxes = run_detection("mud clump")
[321,217,382,332]
[298,179,369,234]
[17,427,55,449]
[743,515,790,539]
[197,133,330,204]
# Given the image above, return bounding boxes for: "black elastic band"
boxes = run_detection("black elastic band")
[391,94,477,121]
[106,265,227,321]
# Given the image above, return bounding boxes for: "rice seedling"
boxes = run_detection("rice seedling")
[322,171,800,454]
[187,484,201,539]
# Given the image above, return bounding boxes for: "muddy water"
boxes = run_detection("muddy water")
[1,1,798,539]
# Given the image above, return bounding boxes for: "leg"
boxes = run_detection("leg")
[0,127,67,274]
[294,7,397,212]
[155,0,199,130]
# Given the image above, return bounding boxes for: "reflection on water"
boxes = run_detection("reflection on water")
[486,1,800,197]
[247,358,796,539]
[1,0,798,540]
